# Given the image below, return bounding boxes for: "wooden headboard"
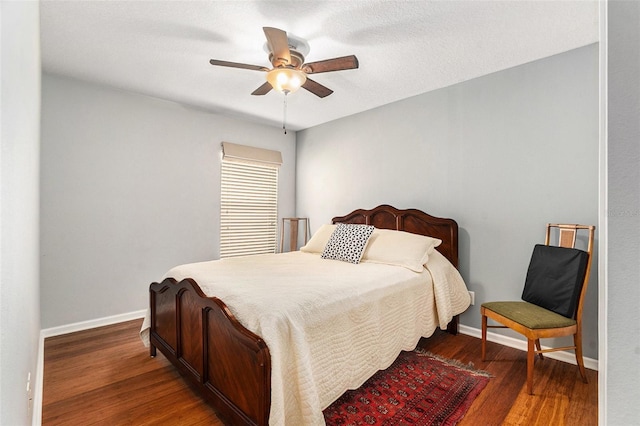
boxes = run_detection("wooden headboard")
[332,204,459,268]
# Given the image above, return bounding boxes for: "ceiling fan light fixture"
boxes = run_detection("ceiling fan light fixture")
[266,68,307,94]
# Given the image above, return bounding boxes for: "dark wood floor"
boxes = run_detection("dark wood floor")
[42,319,597,425]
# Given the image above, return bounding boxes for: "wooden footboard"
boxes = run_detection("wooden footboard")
[149,277,271,426]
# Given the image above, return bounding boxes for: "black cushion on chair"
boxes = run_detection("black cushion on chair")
[521,244,589,318]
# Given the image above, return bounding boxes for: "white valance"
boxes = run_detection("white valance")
[221,142,282,167]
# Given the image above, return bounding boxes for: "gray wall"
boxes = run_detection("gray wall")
[296,44,599,359]
[40,74,296,329]
[606,0,640,422]
[0,2,42,424]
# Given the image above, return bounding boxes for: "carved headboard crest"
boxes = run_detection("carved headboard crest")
[332,204,459,268]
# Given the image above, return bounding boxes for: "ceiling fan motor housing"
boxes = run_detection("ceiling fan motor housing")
[269,50,305,69]
[265,34,309,69]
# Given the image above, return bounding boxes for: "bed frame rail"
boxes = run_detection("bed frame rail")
[149,277,270,426]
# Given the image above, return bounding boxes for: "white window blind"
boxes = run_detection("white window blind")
[220,143,281,258]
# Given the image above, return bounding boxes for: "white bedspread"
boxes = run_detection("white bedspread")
[140,250,470,426]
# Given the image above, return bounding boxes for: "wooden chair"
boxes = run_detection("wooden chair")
[481,224,595,394]
[279,217,309,253]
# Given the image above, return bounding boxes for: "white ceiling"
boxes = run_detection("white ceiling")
[40,1,599,132]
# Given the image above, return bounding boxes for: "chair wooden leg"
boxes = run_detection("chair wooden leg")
[535,339,544,360]
[481,313,487,361]
[574,332,588,383]
[527,339,535,395]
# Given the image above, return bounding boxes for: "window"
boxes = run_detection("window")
[220,142,282,258]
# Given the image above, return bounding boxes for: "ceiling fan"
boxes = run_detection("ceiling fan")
[209,27,359,98]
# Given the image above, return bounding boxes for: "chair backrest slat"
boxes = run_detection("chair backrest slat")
[559,228,577,248]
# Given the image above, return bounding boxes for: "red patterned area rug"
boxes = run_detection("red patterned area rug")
[323,349,491,426]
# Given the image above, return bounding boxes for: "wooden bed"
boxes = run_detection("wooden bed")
[148,204,459,426]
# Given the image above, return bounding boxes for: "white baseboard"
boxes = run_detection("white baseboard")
[33,309,147,426]
[459,324,598,371]
[40,309,147,338]
[32,331,45,426]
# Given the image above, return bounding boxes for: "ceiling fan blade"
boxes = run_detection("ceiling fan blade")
[209,59,269,72]
[263,27,291,67]
[302,78,333,98]
[302,55,359,74]
[251,81,273,96]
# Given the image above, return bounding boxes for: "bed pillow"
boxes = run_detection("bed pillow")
[321,223,375,264]
[361,228,442,272]
[300,224,337,254]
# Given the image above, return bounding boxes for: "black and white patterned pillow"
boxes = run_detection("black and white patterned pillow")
[321,223,375,264]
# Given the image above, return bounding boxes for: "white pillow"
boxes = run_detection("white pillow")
[361,228,442,272]
[300,224,336,254]
[321,223,375,264]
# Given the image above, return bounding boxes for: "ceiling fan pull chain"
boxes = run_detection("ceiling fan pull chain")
[282,93,288,134]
